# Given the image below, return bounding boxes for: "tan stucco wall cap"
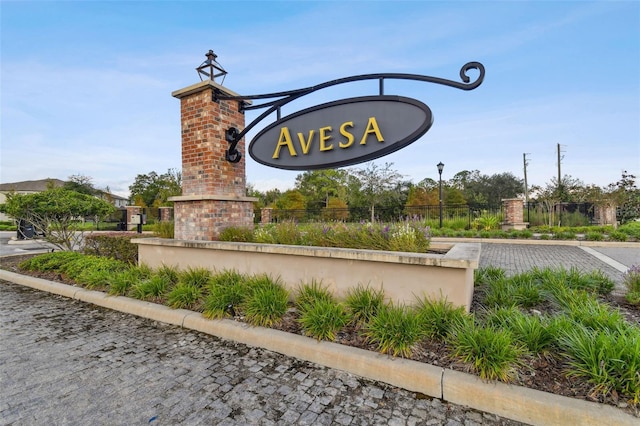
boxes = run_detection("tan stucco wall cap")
[131,239,480,269]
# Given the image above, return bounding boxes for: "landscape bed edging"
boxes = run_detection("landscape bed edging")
[0,268,637,426]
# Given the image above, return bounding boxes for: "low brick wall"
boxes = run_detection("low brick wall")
[132,239,480,311]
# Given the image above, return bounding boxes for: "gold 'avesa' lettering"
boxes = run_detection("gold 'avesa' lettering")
[272,127,297,159]
[339,122,355,148]
[359,117,384,145]
[272,117,385,159]
[297,130,315,154]
[319,126,333,152]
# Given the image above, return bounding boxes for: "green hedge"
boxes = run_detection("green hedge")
[83,232,152,264]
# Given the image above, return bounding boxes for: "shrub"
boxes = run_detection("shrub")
[298,299,349,341]
[152,221,174,239]
[623,265,640,305]
[82,232,145,264]
[365,303,424,358]
[344,284,385,325]
[618,222,640,240]
[219,226,255,242]
[448,321,526,382]
[609,231,628,242]
[19,251,84,272]
[585,232,604,241]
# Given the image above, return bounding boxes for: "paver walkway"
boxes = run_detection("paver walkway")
[0,281,522,426]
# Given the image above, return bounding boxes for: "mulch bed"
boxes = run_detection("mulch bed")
[1,253,638,417]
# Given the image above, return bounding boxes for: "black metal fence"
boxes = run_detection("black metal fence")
[267,202,599,228]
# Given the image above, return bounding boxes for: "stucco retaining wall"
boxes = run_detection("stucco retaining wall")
[132,238,480,311]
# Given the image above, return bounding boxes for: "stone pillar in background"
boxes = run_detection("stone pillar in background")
[169,80,256,240]
[260,207,273,224]
[594,205,617,227]
[125,206,142,231]
[501,198,528,231]
[159,207,173,222]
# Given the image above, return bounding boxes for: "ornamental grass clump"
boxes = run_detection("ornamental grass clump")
[558,323,640,406]
[166,282,202,310]
[482,306,557,356]
[202,270,249,319]
[344,284,385,326]
[623,265,640,305]
[108,268,145,296]
[130,275,171,301]
[365,303,424,358]
[481,276,543,309]
[295,280,335,314]
[242,274,289,327]
[298,298,349,341]
[473,266,506,285]
[415,296,468,340]
[448,320,527,382]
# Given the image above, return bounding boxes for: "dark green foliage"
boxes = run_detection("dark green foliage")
[416,297,468,340]
[365,303,424,358]
[219,226,255,242]
[344,284,385,325]
[83,232,148,264]
[298,299,349,341]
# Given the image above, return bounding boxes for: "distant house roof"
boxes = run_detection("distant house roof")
[0,178,66,192]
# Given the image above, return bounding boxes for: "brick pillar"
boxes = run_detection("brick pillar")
[594,205,617,227]
[260,207,273,224]
[125,206,142,231]
[159,207,173,222]
[501,198,528,231]
[169,80,256,240]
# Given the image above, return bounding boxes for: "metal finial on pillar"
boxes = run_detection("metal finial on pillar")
[196,49,227,83]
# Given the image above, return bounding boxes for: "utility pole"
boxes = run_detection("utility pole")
[557,143,562,191]
[523,153,530,204]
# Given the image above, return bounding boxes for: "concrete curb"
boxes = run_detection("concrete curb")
[0,269,637,426]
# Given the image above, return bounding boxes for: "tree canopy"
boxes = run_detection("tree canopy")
[129,169,181,207]
[1,187,116,251]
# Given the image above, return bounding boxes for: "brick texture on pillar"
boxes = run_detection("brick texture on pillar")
[125,206,142,231]
[169,80,256,241]
[501,198,528,231]
[260,207,273,224]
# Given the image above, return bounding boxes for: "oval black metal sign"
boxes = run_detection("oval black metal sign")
[248,95,433,170]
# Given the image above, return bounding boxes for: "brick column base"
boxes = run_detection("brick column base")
[501,198,528,231]
[173,196,255,240]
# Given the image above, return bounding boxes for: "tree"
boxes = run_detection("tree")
[350,162,404,222]
[64,174,98,196]
[454,171,524,208]
[273,189,306,221]
[129,169,182,208]
[295,169,349,210]
[1,187,116,251]
[612,171,640,224]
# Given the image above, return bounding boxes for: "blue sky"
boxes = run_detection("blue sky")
[1,1,638,197]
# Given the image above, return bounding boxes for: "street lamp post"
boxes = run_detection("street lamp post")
[437,162,444,228]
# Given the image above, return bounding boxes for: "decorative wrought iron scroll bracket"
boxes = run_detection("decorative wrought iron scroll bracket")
[217,61,485,163]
